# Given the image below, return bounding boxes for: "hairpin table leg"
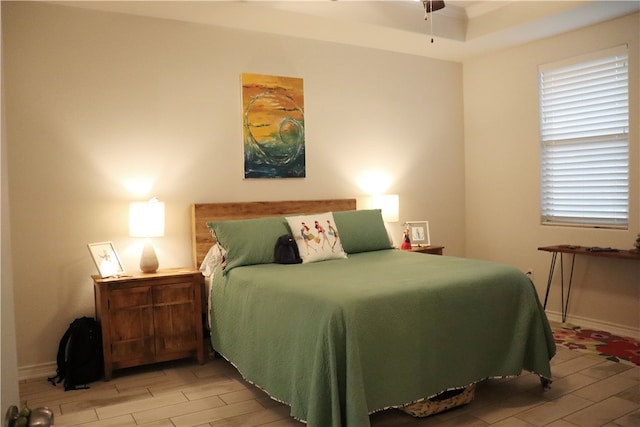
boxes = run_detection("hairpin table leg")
[543,251,557,309]
[542,250,575,322]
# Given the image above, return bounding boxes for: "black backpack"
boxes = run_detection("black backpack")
[48,317,104,390]
[274,234,302,264]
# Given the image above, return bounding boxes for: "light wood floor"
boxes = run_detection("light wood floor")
[20,341,639,426]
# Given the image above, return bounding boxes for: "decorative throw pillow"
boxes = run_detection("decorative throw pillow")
[285,212,348,263]
[332,209,393,253]
[208,216,290,272]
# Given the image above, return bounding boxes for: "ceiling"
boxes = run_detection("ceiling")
[55,1,640,62]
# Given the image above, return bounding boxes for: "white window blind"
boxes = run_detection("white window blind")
[539,45,629,228]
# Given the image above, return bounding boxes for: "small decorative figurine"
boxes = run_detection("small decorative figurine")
[401,226,412,250]
[634,233,640,251]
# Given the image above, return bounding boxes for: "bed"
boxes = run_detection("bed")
[191,199,556,427]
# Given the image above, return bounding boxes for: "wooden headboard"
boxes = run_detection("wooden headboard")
[190,198,357,268]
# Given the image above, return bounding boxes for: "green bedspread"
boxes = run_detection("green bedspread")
[210,249,556,427]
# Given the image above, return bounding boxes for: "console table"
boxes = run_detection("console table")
[538,245,640,322]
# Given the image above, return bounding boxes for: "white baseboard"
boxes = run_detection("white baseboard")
[19,362,56,382]
[546,310,640,340]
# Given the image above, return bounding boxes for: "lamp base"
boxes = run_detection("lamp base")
[140,240,159,273]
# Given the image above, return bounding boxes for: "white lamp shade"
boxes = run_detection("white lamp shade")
[129,200,165,237]
[372,194,399,223]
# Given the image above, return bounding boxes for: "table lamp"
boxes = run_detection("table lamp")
[371,194,399,248]
[129,197,165,273]
[371,194,399,223]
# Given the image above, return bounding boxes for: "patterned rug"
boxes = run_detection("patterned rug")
[553,325,640,366]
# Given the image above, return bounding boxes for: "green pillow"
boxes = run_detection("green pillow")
[332,209,393,254]
[208,216,290,272]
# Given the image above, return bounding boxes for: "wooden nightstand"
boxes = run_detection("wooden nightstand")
[93,268,206,380]
[410,245,445,255]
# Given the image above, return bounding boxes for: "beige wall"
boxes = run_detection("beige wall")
[2,2,465,371]
[464,13,640,334]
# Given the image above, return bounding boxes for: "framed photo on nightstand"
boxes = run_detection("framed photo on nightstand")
[88,241,125,278]
[405,221,430,247]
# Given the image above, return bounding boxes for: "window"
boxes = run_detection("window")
[539,45,629,228]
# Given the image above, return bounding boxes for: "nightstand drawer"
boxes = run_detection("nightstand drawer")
[109,286,152,309]
[153,282,194,304]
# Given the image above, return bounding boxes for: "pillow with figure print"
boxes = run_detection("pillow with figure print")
[285,212,348,263]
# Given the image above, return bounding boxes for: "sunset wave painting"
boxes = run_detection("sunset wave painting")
[242,73,305,178]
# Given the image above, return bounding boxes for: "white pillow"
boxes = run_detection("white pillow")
[285,212,348,263]
[199,244,226,278]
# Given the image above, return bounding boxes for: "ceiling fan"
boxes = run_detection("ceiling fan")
[423,1,445,43]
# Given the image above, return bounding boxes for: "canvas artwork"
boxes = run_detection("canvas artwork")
[242,73,305,178]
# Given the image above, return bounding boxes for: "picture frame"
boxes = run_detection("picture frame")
[88,241,125,278]
[405,221,431,247]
